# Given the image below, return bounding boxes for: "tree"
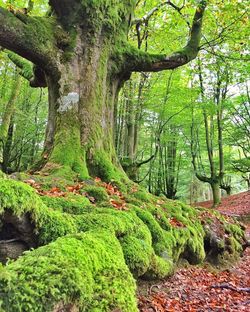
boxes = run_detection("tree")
[0,72,21,172]
[190,57,233,206]
[0,0,207,182]
[0,52,48,173]
[228,84,250,189]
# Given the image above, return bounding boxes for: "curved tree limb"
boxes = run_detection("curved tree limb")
[7,52,33,82]
[0,7,59,78]
[6,52,47,87]
[126,0,207,72]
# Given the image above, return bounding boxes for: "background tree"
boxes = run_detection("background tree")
[0,52,48,173]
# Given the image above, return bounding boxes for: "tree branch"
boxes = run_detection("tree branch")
[0,7,59,78]
[8,52,33,82]
[127,0,207,72]
[132,1,184,26]
[8,52,47,87]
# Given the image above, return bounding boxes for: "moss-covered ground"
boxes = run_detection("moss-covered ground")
[0,175,247,311]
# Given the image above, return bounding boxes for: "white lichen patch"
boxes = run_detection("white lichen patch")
[58,92,79,112]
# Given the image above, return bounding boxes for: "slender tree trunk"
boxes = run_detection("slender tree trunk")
[211,182,221,207]
[2,117,14,173]
[0,75,21,144]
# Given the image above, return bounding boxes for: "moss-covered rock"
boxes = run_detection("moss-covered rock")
[143,254,174,280]
[0,177,247,310]
[41,193,90,214]
[0,231,138,312]
[199,208,245,266]
[0,179,77,246]
[81,185,109,203]
[0,178,46,216]
[0,171,6,179]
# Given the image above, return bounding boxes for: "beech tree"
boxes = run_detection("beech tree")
[0,0,207,181]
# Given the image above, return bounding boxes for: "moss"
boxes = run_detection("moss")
[75,209,138,236]
[87,150,124,182]
[36,209,78,244]
[132,189,152,203]
[81,185,109,203]
[181,226,206,264]
[48,110,89,181]
[225,223,245,241]
[143,255,174,280]
[124,195,144,207]
[133,208,167,251]
[41,194,90,214]
[0,179,77,245]
[0,231,138,312]
[0,179,46,216]
[226,236,243,254]
[0,171,7,179]
[80,0,135,36]
[120,235,153,277]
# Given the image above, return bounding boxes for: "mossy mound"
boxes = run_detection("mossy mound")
[199,209,246,266]
[0,231,137,312]
[0,177,246,311]
[0,171,6,179]
[0,179,46,216]
[41,194,90,214]
[81,185,109,203]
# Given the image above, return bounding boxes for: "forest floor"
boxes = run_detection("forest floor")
[137,191,250,312]
[195,191,250,217]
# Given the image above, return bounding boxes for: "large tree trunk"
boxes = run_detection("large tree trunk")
[39,33,126,181]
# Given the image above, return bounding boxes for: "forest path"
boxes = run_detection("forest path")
[138,191,250,311]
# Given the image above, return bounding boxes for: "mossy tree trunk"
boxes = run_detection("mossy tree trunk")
[0,0,207,181]
[41,38,127,181]
[210,181,221,207]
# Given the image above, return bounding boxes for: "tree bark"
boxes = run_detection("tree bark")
[211,182,221,207]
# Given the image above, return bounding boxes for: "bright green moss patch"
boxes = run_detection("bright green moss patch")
[0,171,7,179]
[41,194,90,214]
[87,150,125,182]
[143,255,174,280]
[0,179,46,216]
[36,209,78,244]
[0,231,138,312]
[81,185,109,203]
[0,179,78,245]
[120,235,153,277]
[132,189,152,203]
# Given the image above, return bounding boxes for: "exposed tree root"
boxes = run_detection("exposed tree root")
[211,283,250,293]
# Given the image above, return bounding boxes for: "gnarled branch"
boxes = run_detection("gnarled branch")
[132,1,184,26]
[0,7,59,78]
[126,0,207,72]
